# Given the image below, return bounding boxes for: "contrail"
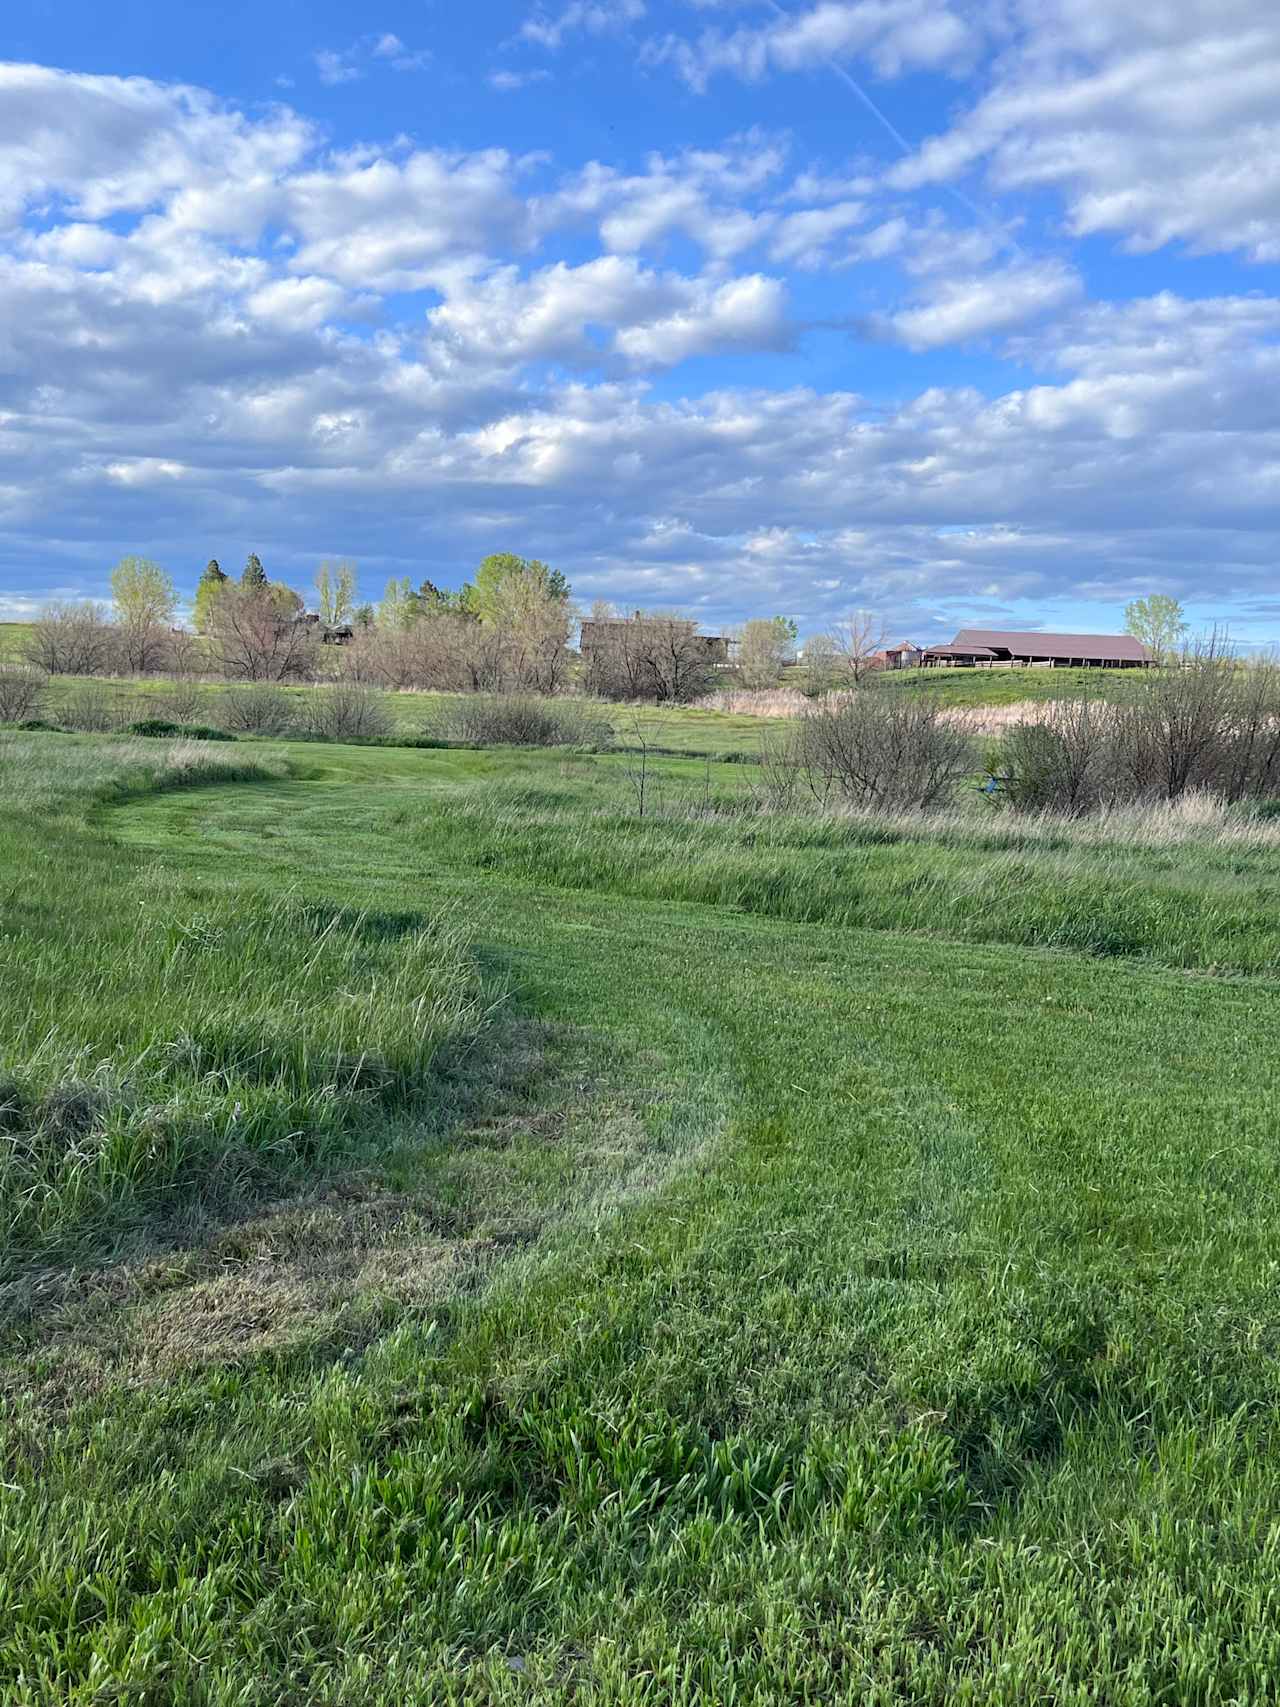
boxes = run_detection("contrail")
[759,0,1022,257]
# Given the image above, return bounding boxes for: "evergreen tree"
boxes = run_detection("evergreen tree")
[242,553,267,589]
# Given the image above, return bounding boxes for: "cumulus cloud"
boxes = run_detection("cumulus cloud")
[2,56,1280,638]
[890,0,1280,260]
[872,259,1082,349]
[650,0,979,91]
[521,1,646,51]
[0,62,312,223]
[425,256,789,371]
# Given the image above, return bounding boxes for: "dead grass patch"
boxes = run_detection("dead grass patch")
[0,1019,701,1419]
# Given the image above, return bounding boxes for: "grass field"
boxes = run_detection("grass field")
[4,729,1280,1701]
[870,664,1150,707]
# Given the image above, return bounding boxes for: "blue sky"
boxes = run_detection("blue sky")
[2,0,1278,642]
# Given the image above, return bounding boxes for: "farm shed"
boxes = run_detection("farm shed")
[923,629,1151,668]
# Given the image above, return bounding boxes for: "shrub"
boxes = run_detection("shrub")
[53,678,122,733]
[792,691,973,811]
[152,677,208,727]
[1000,698,1119,816]
[219,681,297,736]
[302,680,395,743]
[431,694,614,750]
[0,665,47,725]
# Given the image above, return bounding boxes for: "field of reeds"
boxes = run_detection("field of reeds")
[4,712,1280,1702]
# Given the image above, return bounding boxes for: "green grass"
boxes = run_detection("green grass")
[0,620,35,658]
[5,732,1280,1701]
[871,664,1152,707]
[8,674,783,756]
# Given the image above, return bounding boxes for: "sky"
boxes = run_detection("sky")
[1,0,1278,643]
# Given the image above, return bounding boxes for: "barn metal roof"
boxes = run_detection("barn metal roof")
[950,628,1150,661]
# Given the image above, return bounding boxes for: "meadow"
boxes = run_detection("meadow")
[4,721,1280,1702]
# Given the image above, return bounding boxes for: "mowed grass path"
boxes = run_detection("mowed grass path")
[5,738,1280,1701]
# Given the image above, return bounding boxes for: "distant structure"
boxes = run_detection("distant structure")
[295,611,354,645]
[921,629,1150,669]
[874,640,925,671]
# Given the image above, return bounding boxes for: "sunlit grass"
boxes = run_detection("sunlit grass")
[4,731,1280,1701]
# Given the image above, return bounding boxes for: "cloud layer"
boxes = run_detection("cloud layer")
[1,34,1278,636]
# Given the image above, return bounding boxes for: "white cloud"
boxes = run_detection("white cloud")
[424,256,789,371]
[489,68,553,91]
[314,50,361,86]
[3,58,1280,638]
[282,150,530,289]
[650,0,978,91]
[0,62,313,224]
[768,200,866,266]
[521,1,646,51]
[890,0,1280,260]
[871,260,1082,349]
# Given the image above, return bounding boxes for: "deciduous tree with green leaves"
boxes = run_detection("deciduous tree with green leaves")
[110,555,178,672]
[467,553,569,624]
[193,559,229,634]
[1125,594,1188,662]
[738,616,798,689]
[315,561,357,626]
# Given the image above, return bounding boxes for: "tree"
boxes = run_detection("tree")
[1124,594,1187,662]
[829,610,888,684]
[738,617,797,689]
[193,559,229,634]
[242,552,268,589]
[209,585,316,681]
[23,601,113,676]
[797,632,840,694]
[315,560,356,626]
[377,577,416,631]
[581,610,720,703]
[111,555,177,673]
[468,554,569,625]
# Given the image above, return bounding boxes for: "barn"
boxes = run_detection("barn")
[922,629,1151,669]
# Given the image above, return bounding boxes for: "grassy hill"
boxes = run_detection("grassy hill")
[3,729,1280,1700]
[869,663,1150,706]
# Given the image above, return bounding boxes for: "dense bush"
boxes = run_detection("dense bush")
[432,694,614,750]
[0,665,47,725]
[302,679,395,743]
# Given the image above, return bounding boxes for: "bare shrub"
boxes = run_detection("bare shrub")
[23,602,113,675]
[151,677,208,726]
[53,678,123,733]
[1000,698,1120,816]
[432,694,614,749]
[302,680,395,743]
[1112,640,1238,801]
[0,665,47,724]
[1222,657,1280,801]
[218,682,297,736]
[755,723,807,811]
[793,691,973,810]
